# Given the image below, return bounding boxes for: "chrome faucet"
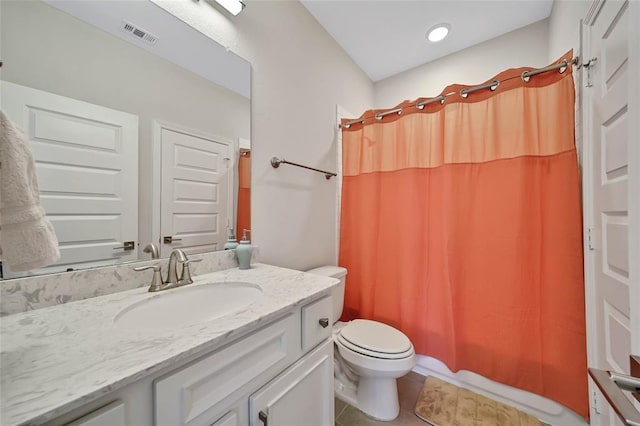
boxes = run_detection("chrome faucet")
[142,243,160,259]
[133,249,200,292]
[166,249,187,285]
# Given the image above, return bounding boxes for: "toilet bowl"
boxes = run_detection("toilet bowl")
[306,266,416,421]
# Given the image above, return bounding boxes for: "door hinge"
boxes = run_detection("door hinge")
[582,57,598,88]
[587,227,600,250]
[592,390,601,414]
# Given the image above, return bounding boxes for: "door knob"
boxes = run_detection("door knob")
[318,318,329,328]
[588,368,640,425]
[610,371,640,393]
[163,236,182,244]
[113,241,135,251]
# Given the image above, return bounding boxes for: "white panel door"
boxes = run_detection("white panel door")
[1,82,138,277]
[584,0,639,424]
[159,126,231,258]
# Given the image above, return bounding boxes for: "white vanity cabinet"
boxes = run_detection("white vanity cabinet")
[249,339,333,426]
[52,295,334,426]
[247,295,333,426]
[154,314,300,425]
[211,411,240,426]
[65,401,126,426]
[154,294,334,426]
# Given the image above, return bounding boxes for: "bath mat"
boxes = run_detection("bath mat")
[414,376,543,426]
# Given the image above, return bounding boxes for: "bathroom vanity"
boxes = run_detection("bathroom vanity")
[0,264,338,426]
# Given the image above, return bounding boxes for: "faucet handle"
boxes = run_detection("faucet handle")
[179,258,202,285]
[134,264,164,292]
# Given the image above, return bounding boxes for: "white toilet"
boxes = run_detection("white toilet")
[306,266,416,421]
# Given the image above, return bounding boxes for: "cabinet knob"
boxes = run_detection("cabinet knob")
[259,410,268,426]
[318,318,329,328]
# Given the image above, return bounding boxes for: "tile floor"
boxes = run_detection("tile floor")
[334,371,427,426]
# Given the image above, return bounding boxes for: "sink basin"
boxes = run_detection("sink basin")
[114,282,262,329]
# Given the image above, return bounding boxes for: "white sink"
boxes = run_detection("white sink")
[114,282,262,329]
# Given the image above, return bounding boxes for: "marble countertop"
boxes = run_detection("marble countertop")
[0,264,339,426]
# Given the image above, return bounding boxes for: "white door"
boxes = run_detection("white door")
[250,339,334,426]
[1,81,139,277]
[584,0,640,424]
[159,125,232,258]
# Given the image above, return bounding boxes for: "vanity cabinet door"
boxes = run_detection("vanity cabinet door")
[154,314,299,426]
[65,401,125,426]
[210,411,239,426]
[249,339,333,426]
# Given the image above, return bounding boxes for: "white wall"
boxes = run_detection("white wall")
[547,0,591,163]
[548,0,591,62]
[374,19,550,109]
[151,0,374,270]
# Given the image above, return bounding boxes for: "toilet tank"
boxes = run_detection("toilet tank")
[306,266,347,323]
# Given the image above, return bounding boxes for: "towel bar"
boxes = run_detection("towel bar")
[270,157,336,180]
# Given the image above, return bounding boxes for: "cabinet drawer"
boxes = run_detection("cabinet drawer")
[301,296,332,352]
[154,314,299,426]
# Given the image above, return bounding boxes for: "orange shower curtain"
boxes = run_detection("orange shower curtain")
[339,52,587,417]
[237,149,251,235]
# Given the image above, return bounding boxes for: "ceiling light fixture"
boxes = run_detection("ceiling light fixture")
[427,24,450,43]
[215,0,245,15]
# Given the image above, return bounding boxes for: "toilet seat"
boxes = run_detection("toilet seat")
[337,319,414,360]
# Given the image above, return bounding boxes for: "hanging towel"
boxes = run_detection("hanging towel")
[0,110,60,272]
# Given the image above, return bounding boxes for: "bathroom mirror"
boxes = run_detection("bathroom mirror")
[0,0,251,279]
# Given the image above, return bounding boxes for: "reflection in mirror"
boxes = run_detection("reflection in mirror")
[0,0,251,278]
[237,145,252,238]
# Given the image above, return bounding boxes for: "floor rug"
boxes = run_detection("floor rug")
[414,376,543,426]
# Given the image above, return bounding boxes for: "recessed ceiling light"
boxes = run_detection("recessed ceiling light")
[427,24,450,43]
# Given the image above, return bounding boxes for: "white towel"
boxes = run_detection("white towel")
[0,110,60,272]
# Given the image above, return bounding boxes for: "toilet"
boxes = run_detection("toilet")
[306,266,416,421]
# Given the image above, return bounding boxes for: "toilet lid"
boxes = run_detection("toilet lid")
[339,319,413,357]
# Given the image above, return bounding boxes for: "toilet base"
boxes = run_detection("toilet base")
[357,377,400,421]
[335,376,400,421]
[334,377,358,407]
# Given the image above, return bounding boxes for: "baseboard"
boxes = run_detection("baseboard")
[413,355,588,426]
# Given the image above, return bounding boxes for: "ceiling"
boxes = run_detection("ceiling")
[300,0,554,82]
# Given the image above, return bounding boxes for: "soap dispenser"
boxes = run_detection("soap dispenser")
[223,228,238,250]
[236,229,252,270]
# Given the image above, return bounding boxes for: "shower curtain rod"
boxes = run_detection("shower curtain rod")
[341,56,579,128]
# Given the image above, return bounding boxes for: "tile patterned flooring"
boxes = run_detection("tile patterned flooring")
[334,371,427,426]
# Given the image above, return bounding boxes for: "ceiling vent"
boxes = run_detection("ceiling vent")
[120,20,158,46]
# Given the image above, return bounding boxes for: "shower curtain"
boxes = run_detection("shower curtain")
[237,149,251,235]
[339,51,587,417]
